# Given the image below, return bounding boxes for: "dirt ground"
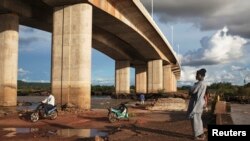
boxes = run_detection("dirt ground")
[0,107,213,141]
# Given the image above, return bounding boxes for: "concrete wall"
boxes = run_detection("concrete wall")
[0,14,18,106]
[52,3,92,109]
[115,61,130,94]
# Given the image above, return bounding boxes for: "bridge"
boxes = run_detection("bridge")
[0,0,181,109]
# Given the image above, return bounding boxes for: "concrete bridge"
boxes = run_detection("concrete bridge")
[0,0,181,109]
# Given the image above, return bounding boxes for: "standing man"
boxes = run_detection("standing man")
[140,93,145,105]
[187,68,207,140]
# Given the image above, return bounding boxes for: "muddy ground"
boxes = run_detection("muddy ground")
[0,105,214,141]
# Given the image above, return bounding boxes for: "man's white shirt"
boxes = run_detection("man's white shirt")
[42,94,55,106]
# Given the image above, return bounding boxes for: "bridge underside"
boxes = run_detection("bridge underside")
[0,0,181,109]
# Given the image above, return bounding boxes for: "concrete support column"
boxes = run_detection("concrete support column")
[172,73,177,92]
[135,65,147,93]
[0,14,19,106]
[163,65,173,92]
[115,61,130,94]
[52,3,92,109]
[147,60,163,93]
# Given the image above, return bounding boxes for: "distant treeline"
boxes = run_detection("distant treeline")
[18,80,51,95]
[179,82,250,95]
[17,80,116,96]
[18,80,50,91]
[17,80,250,98]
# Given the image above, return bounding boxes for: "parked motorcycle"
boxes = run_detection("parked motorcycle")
[30,102,58,122]
[108,103,129,123]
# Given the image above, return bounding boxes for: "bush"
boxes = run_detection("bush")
[238,87,250,96]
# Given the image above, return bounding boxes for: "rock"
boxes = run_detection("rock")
[0,111,7,117]
[17,102,32,106]
[146,98,187,111]
[61,103,78,111]
[95,135,104,141]
[0,110,5,114]
[66,103,77,108]
[17,102,22,106]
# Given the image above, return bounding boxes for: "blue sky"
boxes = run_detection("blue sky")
[18,0,250,86]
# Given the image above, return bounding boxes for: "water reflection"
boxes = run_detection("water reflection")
[58,129,108,138]
[2,128,38,137]
[2,128,107,138]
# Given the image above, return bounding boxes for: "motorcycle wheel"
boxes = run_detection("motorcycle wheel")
[108,112,117,123]
[30,112,39,122]
[50,111,58,120]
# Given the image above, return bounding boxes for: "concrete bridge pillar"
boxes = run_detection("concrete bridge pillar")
[115,61,130,94]
[147,60,163,93]
[135,65,147,93]
[52,3,92,109]
[163,65,173,92]
[0,14,19,106]
[172,73,177,92]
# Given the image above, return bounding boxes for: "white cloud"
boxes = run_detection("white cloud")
[231,65,246,71]
[239,68,250,81]
[246,75,250,83]
[19,79,50,83]
[179,66,214,86]
[141,0,250,86]
[92,78,114,85]
[181,27,247,66]
[179,66,197,83]
[39,80,50,83]
[220,70,235,81]
[141,0,250,38]
[21,78,28,82]
[178,66,215,86]
[18,68,30,77]
[179,65,250,86]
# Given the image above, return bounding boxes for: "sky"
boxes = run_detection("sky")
[18,0,250,86]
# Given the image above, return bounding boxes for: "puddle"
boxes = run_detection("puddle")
[2,128,108,138]
[2,128,39,137]
[58,129,108,138]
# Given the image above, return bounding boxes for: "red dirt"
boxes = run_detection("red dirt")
[0,108,210,141]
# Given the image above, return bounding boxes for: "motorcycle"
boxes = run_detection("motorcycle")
[108,103,129,123]
[30,102,58,122]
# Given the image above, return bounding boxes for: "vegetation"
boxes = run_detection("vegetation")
[18,80,50,89]
[91,85,115,92]
[176,82,250,104]
[17,80,250,103]
[178,82,250,95]
[17,80,116,96]
[18,80,50,95]
[206,82,250,104]
[208,82,238,95]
